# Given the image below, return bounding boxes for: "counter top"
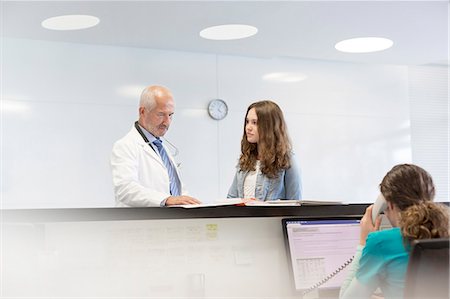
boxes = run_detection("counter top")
[2,204,370,223]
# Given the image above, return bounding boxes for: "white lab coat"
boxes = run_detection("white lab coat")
[110,125,187,207]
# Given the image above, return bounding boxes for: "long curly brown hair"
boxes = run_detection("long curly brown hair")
[239,100,292,179]
[380,164,449,241]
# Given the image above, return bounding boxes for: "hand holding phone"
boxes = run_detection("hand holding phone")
[372,194,387,225]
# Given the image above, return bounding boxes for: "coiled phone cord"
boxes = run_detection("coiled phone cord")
[301,256,354,297]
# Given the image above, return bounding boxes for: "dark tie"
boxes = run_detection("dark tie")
[152,139,181,196]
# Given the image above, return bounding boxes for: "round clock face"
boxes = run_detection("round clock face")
[208,99,228,120]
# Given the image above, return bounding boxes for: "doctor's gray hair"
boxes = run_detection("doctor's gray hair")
[139,85,172,110]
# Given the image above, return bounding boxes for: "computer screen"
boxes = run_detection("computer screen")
[282,217,361,293]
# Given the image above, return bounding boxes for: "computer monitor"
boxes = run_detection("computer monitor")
[282,217,361,295]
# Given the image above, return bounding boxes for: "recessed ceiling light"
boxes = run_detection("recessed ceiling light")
[200,24,258,40]
[263,72,307,83]
[335,37,393,53]
[42,15,100,31]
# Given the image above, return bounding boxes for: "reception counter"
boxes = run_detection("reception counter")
[2,204,369,299]
[3,204,368,222]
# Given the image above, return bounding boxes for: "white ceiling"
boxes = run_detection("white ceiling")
[2,1,449,66]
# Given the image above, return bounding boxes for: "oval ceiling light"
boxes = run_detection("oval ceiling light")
[263,72,307,83]
[42,15,100,31]
[335,37,393,53]
[200,24,258,40]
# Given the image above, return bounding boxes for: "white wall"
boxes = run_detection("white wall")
[2,37,446,208]
[409,65,449,202]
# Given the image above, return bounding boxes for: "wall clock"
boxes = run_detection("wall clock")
[208,99,228,120]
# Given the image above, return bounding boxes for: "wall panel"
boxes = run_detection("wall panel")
[3,37,446,208]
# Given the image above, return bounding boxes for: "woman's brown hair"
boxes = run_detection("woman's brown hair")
[239,100,291,178]
[380,164,449,241]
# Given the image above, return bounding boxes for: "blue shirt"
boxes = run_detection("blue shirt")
[357,227,410,299]
[137,124,177,206]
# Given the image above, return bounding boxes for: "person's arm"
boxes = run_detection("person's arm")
[227,171,239,198]
[339,245,372,299]
[284,153,302,199]
[340,206,383,298]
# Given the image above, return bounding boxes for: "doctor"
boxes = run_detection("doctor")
[111,85,201,207]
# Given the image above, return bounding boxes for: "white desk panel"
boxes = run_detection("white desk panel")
[3,217,297,298]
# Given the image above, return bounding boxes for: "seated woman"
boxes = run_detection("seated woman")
[339,164,449,299]
[227,100,302,201]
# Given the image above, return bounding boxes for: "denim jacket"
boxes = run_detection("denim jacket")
[227,153,302,200]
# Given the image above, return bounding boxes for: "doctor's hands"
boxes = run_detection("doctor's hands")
[359,205,382,246]
[165,195,201,206]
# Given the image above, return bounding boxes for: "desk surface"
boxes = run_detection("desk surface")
[2,204,369,222]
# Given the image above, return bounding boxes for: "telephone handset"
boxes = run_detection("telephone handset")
[372,194,387,225]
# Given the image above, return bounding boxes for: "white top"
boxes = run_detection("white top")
[243,161,260,199]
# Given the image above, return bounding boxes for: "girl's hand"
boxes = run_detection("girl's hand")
[242,197,257,202]
[359,205,382,246]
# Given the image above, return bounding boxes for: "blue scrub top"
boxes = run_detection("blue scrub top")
[357,227,410,299]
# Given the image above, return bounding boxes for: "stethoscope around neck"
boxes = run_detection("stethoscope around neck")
[134,121,179,157]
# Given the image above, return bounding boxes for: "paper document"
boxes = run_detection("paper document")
[300,199,345,205]
[170,198,344,208]
[245,199,301,207]
[170,198,245,209]
[245,199,344,206]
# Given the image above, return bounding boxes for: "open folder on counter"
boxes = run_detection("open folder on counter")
[170,198,344,208]
[244,199,345,206]
[169,198,244,208]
